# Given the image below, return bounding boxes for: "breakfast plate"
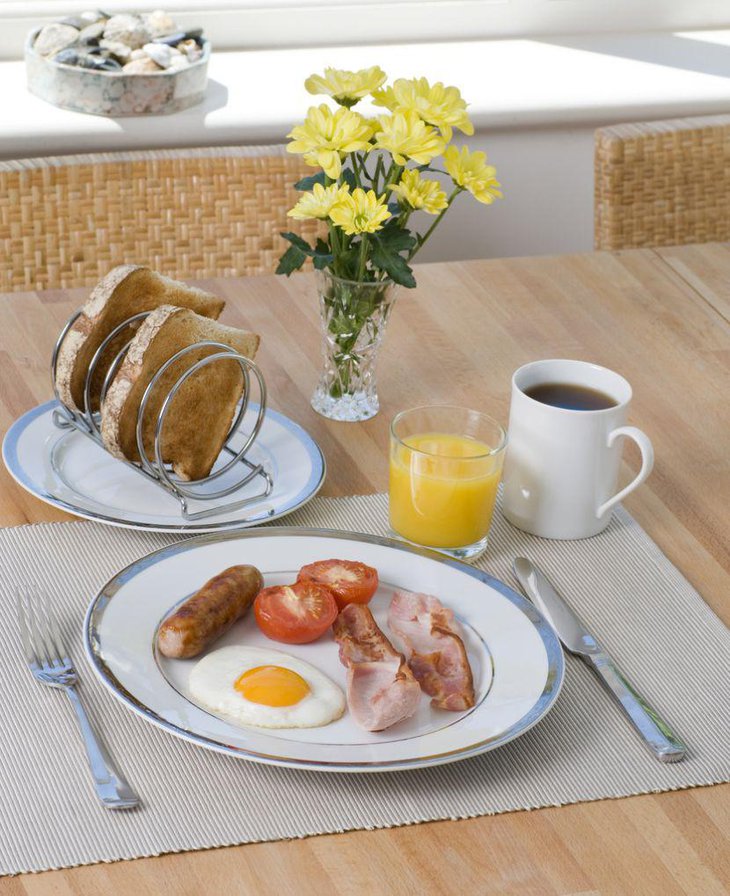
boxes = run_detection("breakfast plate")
[84,528,565,772]
[2,400,325,532]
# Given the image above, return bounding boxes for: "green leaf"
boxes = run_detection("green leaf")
[374,252,416,288]
[375,224,417,253]
[370,240,417,288]
[312,255,331,271]
[387,201,401,216]
[280,231,314,254]
[370,224,418,287]
[417,164,447,176]
[276,244,308,276]
[336,248,361,281]
[340,168,358,191]
[277,231,332,274]
[294,172,326,191]
[312,237,333,270]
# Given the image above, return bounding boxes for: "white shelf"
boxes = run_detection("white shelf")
[2,30,730,159]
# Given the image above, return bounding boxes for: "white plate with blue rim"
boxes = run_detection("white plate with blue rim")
[84,528,565,773]
[2,399,325,532]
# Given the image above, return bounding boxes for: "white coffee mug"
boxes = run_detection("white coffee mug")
[502,359,654,539]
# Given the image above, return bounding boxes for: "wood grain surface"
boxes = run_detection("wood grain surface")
[0,245,728,895]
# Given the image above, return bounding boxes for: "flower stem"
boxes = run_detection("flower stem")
[357,234,369,282]
[408,187,462,261]
[328,222,343,277]
[383,163,404,194]
[358,154,374,183]
[373,155,385,193]
[350,153,362,189]
[397,208,412,229]
[321,275,392,401]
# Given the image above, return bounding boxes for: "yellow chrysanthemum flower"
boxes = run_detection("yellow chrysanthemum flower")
[390,169,448,215]
[304,66,387,107]
[287,105,374,179]
[329,188,390,235]
[443,145,502,205]
[374,110,446,166]
[373,77,474,141]
[288,183,351,220]
[370,85,397,111]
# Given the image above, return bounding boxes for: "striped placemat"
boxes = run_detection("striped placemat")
[0,493,728,875]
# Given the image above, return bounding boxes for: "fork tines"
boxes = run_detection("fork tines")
[17,588,72,674]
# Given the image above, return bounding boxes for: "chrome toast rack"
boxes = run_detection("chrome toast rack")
[50,309,273,521]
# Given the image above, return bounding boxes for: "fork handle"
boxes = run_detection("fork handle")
[65,686,140,809]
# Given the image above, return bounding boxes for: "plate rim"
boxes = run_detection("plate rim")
[2,399,326,532]
[83,526,566,773]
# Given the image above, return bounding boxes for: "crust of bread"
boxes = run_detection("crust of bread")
[55,265,225,413]
[101,306,260,481]
[55,264,140,411]
[100,305,178,465]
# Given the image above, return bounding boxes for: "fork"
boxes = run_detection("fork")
[17,588,140,810]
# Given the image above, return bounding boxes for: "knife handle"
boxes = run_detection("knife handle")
[586,653,686,762]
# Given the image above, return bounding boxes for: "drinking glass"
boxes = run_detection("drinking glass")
[389,405,507,561]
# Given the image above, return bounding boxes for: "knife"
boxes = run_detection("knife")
[513,556,686,762]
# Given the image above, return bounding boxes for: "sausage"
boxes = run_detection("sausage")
[157,565,263,659]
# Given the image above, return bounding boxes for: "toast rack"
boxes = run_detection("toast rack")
[50,309,273,521]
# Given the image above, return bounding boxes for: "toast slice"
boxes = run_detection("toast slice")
[55,265,225,413]
[101,306,260,481]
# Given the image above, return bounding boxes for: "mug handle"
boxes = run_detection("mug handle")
[596,426,654,518]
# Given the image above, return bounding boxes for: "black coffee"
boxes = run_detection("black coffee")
[524,382,617,411]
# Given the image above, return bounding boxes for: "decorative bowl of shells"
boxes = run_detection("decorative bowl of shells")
[25,9,210,116]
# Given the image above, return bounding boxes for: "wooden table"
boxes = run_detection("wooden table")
[1,245,728,895]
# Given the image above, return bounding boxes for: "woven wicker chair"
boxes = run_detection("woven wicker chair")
[594,114,730,250]
[0,145,319,292]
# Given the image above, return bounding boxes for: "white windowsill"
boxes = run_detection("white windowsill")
[2,29,730,159]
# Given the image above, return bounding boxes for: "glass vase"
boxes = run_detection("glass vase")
[311,270,399,422]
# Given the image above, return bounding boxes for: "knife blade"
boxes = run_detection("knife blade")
[513,556,686,763]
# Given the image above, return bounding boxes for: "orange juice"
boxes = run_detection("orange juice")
[389,432,503,549]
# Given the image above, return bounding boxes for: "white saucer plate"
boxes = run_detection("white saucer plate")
[2,400,325,532]
[84,529,565,773]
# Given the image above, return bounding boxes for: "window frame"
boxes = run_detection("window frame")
[1,0,729,60]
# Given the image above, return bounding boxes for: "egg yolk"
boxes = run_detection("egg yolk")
[234,665,311,707]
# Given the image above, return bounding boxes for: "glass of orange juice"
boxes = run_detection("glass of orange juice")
[389,406,507,560]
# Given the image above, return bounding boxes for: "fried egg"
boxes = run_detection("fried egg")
[188,645,345,729]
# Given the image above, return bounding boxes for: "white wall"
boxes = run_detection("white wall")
[417,127,596,262]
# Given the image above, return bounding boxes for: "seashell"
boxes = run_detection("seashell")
[141,10,178,38]
[153,28,202,46]
[34,23,79,57]
[99,39,132,62]
[122,57,163,74]
[103,14,151,49]
[167,54,188,70]
[77,22,106,45]
[76,53,122,71]
[52,48,79,66]
[60,17,87,29]
[79,10,109,24]
[142,42,182,69]
[176,39,202,62]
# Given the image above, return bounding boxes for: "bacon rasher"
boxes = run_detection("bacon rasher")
[388,590,475,711]
[332,603,421,732]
